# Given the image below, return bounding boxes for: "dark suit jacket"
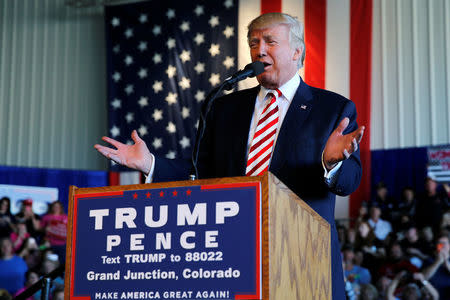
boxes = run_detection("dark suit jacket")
[155,78,362,299]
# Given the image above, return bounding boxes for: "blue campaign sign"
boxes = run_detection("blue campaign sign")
[69,181,262,300]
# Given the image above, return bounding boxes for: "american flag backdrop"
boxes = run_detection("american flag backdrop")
[105,0,238,174]
[104,0,373,219]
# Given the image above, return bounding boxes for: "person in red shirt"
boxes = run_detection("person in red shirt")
[40,201,68,264]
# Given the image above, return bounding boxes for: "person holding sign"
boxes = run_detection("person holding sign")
[95,12,364,299]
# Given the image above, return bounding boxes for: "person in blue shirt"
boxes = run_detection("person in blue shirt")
[0,237,28,295]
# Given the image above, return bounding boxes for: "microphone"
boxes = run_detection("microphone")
[223,61,265,90]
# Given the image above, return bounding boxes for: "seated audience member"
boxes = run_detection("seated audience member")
[355,201,369,225]
[41,251,64,288]
[14,199,40,239]
[371,182,395,221]
[358,283,378,300]
[343,245,372,288]
[378,242,418,279]
[0,237,28,295]
[10,220,31,253]
[392,187,417,230]
[376,275,392,300]
[416,177,449,232]
[418,226,436,258]
[441,210,450,232]
[401,225,429,263]
[52,285,65,300]
[13,270,40,300]
[0,289,12,300]
[0,197,14,239]
[368,205,392,242]
[422,233,450,299]
[387,271,439,300]
[40,201,68,264]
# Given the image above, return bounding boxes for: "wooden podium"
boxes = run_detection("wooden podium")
[65,172,330,300]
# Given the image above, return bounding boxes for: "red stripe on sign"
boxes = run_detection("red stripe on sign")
[260,0,281,14]
[304,0,326,89]
[349,0,373,220]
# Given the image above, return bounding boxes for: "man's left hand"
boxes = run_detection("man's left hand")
[323,117,365,170]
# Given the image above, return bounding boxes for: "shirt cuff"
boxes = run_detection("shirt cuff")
[322,151,342,185]
[144,153,156,184]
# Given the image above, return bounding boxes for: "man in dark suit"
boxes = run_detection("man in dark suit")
[95,12,364,299]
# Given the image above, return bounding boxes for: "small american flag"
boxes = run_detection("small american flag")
[105,0,238,171]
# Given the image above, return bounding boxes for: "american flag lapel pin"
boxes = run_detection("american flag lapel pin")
[300,104,307,110]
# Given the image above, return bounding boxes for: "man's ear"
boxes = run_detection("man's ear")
[293,46,302,62]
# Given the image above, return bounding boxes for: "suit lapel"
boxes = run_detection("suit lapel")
[232,86,260,175]
[270,79,314,172]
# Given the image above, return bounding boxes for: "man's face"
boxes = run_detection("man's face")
[249,24,301,89]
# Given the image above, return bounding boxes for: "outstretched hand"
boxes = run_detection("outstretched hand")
[323,117,365,170]
[94,130,153,175]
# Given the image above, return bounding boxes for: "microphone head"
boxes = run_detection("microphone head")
[246,61,265,77]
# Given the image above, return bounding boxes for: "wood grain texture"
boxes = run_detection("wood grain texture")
[268,173,331,300]
[64,185,77,300]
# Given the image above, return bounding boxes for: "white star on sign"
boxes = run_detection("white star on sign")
[113,45,120,53]
[138,68,148,79]
[124,28,133,38]
[125,84,134,95]
[223,26,234,38]
[138,125,148,137]
[166,151,176,159]
[152,109,163,122]
[112,72,121,82]
[111,98,121,109]
[138,41,147,51]
[180,21,190,32]
[166,9,175,19]
[209,16,219,28]
[194,33,205,46]
[110,125,120,137]
[125,112,134,123]
[139,14,148,23]
[152,81,163,93]
[138,96,148,107]
[195,90,205,102]
[194,5,204,16]
[153,25,161,36]
[224,0,233,9]
[181,106,190,119]
[209,44,220,57]
[179,50,191,63]
[111,17,120,27]
[152,137,163,150]
[166,65,176,78]
[179,136,190,149]
[153,53,162,64]
[223,56,235,69]
[194,62,205,74]
[178,77,191,90]
[209,73,220,86]
[165,92,178,105]
[166,122,176,134]
[124,55,133,65]
[167,38,176,50]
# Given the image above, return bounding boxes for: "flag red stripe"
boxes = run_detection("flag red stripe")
[109,171,119,186]
[350,0,373,219]
[260,0,282,14]
[304,0,326,89]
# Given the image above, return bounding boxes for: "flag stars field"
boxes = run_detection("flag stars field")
[152,109,163,122]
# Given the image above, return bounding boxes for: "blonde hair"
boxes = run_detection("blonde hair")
[247,12,305,68]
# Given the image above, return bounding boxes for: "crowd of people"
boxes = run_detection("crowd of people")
[0,197,67,300]
[339,177,450,299]
[0,177,449,299]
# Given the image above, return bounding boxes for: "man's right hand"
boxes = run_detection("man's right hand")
[94,130,153,175]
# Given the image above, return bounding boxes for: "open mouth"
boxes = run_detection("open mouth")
[262,62,272,70]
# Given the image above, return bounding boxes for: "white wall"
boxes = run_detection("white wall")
[0,0,108,170]
[371,0,450,150]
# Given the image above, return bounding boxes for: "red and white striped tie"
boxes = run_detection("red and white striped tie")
[246,89,281,176]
